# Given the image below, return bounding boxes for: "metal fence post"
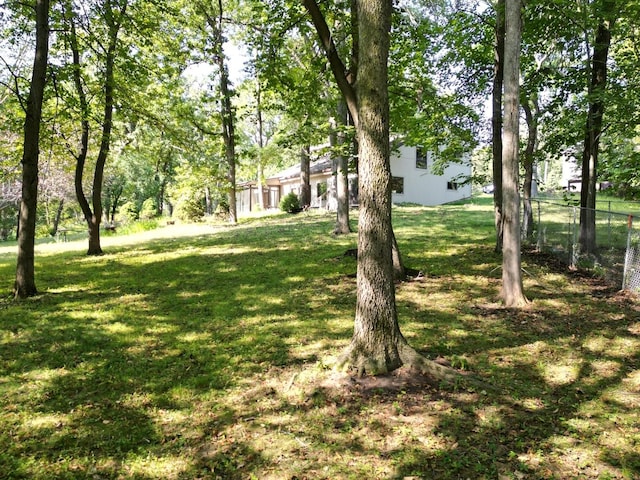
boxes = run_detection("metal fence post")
[570,205,578,267]
[623,215,634,291]
[608,201,612,247]
[536,200,542,251]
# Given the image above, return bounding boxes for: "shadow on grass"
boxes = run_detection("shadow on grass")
[0,207,638,479]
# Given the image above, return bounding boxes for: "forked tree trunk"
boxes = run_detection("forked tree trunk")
[67,0,125,256]
[15,0,50,298]
[501,0,527,307]
[306,0,461,380]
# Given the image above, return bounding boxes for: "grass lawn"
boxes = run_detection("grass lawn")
[0,202,638,479]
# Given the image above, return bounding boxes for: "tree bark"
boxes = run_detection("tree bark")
[302,0,359,127]
[299,145,311,208]
[67,0,125,255]
[522,98,538,240]
[52,199,64,236]
[204,0,237,224]
[492,0,505,253]
[501,0,527,308]
[15,0,50,298]
[334,99,351,234]
[579,12,614,256]
[256,82,265,210]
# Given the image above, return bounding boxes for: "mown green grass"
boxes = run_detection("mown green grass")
[0,203,638,479]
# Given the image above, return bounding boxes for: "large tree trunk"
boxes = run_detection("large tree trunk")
[299,145,311,209]
[522,98,538,240]
[501,0,527,308]
[305,0,460,380]
[334,100,351,234]
[337,0,402,374]
[492,0,505,253]
[15,0,50,299]
[579,13,613,256]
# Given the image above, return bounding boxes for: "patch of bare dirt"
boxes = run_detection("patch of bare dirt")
[319,365,442,398]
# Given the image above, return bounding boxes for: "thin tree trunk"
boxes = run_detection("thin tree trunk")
[492,0,505,253]
[67,2,92,248]
[51,199,64,236]
[256,82,265,210]
[299,145,311,208]
[208,0,237,224]
[334,99,351,234]
[522,98,538,240]
[579,13,614,256]
[501,0,527,307]
[15,0,50,298]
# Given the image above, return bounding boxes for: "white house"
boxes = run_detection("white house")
[237,145,471,213]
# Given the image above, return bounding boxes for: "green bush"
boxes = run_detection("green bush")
[119,201,138,222]
[279,192,302,214]
[174,195,204,222]
[139,198,157,220]
[214,200,230,220]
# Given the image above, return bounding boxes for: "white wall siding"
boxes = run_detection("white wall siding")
[390,146,471,206]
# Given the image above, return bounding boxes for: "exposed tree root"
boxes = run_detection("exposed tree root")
[334,340,497,392]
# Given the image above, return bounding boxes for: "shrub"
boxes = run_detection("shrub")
[280,192,302,214]
[139,198,157,220]
[174,195,204,222]
[119,201,138,222]
[214,200,230,220]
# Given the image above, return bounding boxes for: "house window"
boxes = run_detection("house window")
[447,181,459,191]
[392,176,404,194]
[416,147,428,169]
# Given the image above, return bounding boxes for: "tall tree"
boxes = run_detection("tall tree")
[335,0,402,373]
[199,0,238,224]
[578,2,616,255]
[521,96,538,239]
[332,98,352,234]
[492,0,505,252]
[303,0,407,280]
[304,0,454,379]
[299,144,311,208]
[14,0,50,298]
[64,0,128,255]
[501,0,527,307]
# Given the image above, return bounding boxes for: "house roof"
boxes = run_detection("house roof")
[237,156,334,189]
[269,156,333,182]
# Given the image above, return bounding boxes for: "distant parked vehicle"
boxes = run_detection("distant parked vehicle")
[482,184,494,194]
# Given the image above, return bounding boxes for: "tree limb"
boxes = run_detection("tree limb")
[302,0,358,128]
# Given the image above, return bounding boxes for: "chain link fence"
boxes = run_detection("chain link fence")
[527,199,640,292]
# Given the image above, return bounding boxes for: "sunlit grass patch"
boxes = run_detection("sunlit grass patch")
[0,204,639,479]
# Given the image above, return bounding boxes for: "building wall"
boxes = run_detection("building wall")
[238,145,471,214]
[389,145,471,205]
